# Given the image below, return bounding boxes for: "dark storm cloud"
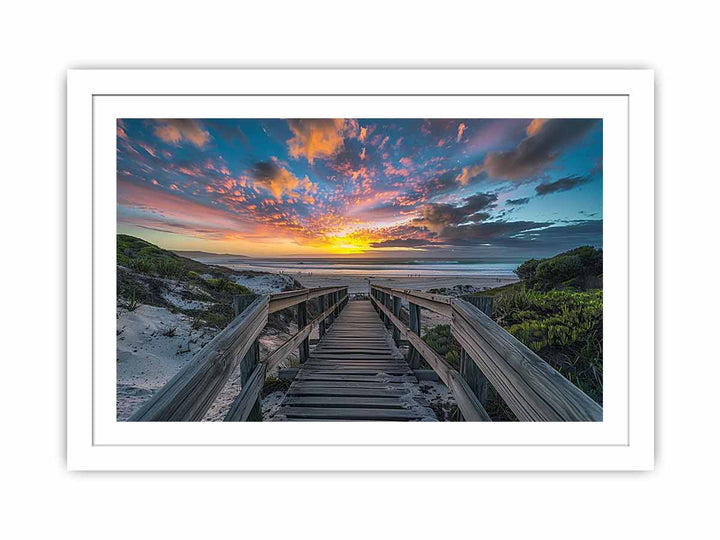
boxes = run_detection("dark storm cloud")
[205,120,248,145]
[535,175,591,196]
[506,197,530,206]
[415,192,498,228]
[482,119,600,180]
[437,220,550,246]
[434,219,602,252]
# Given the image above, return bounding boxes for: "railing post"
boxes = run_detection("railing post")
[235,293,263,419]
[457,295,493,408]
[233,293,257,317]
[383,292,392,329]
[298,300,309,364]
[319,293,327,337]
[238,338,262,421]
[408,302,422,369]
[392,295,401,345]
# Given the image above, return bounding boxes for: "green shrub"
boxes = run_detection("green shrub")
[422,325,460,368]
[117,234,187,279]
[514,246,602,291]
[494,288,603,404]
[206,278,251,294]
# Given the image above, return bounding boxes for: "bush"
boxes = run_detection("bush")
[205,278,252,294]
[117,234,187,279]
[514,258,540,281]
[422,325,461,368]
[493,288,603,404]
[514,246,602,291]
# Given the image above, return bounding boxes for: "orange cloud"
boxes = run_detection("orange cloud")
[251,160,317,201]
[360,147,366,160]
[154,119,210,148]
[458,164,483,185]
[384,163,410,177]
[457,122,467,142]
[526,118,548,136]
[287,119,356,164]
[359,126,368,142]
[138,142,157,158]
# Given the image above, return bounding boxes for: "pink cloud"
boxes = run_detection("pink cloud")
[153,119,210,148]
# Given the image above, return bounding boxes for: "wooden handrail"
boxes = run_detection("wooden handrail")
[129,295,270,421]
[452,299,602,421]
[370,285,603,422]
[268,286,346,313]
[130,286,348,422]
[225,292,349,421]
[264,292,347,372]
[371,284,452,317]
[370,293,490,421]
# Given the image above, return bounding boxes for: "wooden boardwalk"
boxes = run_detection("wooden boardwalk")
[131,285,601,423]
[275,301,432,421]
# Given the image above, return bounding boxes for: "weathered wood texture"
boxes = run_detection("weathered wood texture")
[224,363,266,422]
[392,296,402,344]
[462,295,494,318]
[130,296,269,421]
[268,286,346,313]
[370,293,491,421]
[276,301,432,421]
[408,302,422,369]
[264,292,346,372]
[297,301,309,364]
[372,284,452,317]
[451,298,603,421]
[318,294,327,337]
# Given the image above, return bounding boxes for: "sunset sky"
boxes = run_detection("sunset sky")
[117,118,602,258]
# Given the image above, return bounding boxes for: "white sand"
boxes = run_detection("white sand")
[116,305,220,420]
[227,273,295,294]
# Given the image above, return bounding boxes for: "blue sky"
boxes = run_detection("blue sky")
[117,118,602,258]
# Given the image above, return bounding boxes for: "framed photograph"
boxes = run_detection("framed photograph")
[67,69,654,470]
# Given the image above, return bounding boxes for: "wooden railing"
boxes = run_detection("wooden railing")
[370,284,603,422]
[130,286,349,422]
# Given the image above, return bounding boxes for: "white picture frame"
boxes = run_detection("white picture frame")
[67,68,654,471]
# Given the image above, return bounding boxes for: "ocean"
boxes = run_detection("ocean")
[207,258,521,278]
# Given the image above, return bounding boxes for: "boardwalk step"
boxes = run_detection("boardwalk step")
[273,300,434,422]
[278,407,424,421]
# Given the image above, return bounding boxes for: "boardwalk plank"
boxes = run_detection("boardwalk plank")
[275,300,434,422]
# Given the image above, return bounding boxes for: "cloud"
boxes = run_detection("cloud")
[482,119,599,180]
[287,119,356,164]
[458,164,484,186]
[535,175,590,195]
[457,122,467,142]
[153,119,210,147]
[415,192,498,231]
[506,197,530,206]
[506,219,603,250]
[204,120,248,145]
[438,220,550,246]
[250,160,309,200]
[525,118,548,136]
